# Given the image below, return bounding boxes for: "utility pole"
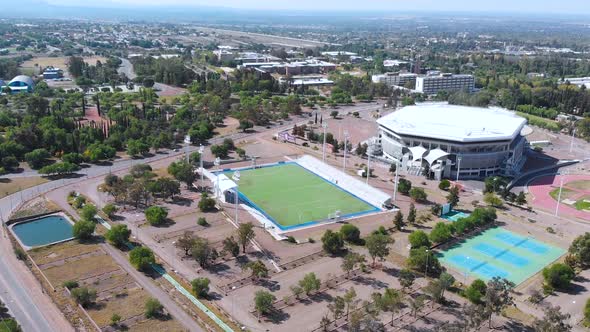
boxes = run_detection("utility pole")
[322,123,328,162]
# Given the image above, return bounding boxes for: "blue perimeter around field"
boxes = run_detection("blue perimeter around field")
[216,162,381,231]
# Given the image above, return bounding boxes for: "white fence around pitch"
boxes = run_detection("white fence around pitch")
[295,155,390,209]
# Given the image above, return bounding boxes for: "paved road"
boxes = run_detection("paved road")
[117,57,137,80]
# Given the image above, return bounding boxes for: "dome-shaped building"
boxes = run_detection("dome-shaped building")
[8,75,35,93]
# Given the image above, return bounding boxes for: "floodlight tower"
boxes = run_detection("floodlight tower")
[232,170,241,224]
[366,140,372,185]
[456,156,462,182]
[322,123,328,162]
[392,159,400,203]
[199,144,205,190]
[214,157,221,202]
[555,170,566,217]
[343,130,350,172]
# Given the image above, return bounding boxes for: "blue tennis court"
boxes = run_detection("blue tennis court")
[438,227,565,285]
[442,210,470,222]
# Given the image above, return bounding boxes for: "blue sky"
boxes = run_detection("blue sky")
[47,0,590,14]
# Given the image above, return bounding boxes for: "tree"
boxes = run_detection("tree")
[365,233,393,266]
[102,203,118,218]
[399,269,415,290]
[298,272,321,295]
[409,187,428,202]
[39,162,80,176]
[198,193,216,212]
[483,193,503,208]
[237,222,255,253]
[144,298,163,318]
[482,277,514,328]
[447,186,460,207]
[62,153,83,165]
[254,290,275,321]
[321,229,344,255]
[425,279,445,304]
[340,224,361,244]
[70,287,97,308]
[408,295,426,318]
[129,246,155,271]
[191,237,217,268]
[191,278,210,298]
[290,285,304,299]
[167,160,196,189]
[145,206,168,226]
[408,230,430,249]
[244,260,269,280]
[176,231,196,256]
[341,252,365,277]
[105,224,131,247]
[439,179,451,191]
[438,272,455,300]
[328,296,345,320]
[80,204,97,221]
[393,211,404,231]
[239,120,254,132]
[222,236,240,257]
[429,222,452,244]
[407,203,417,224]
[330,110,339,118]
[532,305,572,332]
[516,192,527,205]
[568,233,590,267]
[397,178,412,195]
[585,298,590,325]
[375,288,402,326]
[73,220,96,241]
[407,247,442,277]
[343,287,357,319]
[24,148,50,169]
[465,279,487,304]
[210,144,229,159]
[543,263,575,291]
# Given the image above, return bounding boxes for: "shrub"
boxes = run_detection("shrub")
[340,224,361,244]
[145,206,168,226]
[408,230,431,249]
[129,246,155,271]
[102,203,118,218]
[72,196,86,209]
[439,179,451,191]
[191,278,210,298]
[105,224,131,247]
[464,279,486,303]
[429,222,452,244]
[110,313,122,326]
[80,204,97,221]
[198,193,216,212]
[409,187,428,202]
[14,248,26,261]
[543,263,575,290]
[62,280,79,290]
[321,230,344,255]
[72,220,96,241]
[398,178,412,195]
[70,287,97,308]
[145,298,163,318]
[286,236,297,243]
[197,217,209,226]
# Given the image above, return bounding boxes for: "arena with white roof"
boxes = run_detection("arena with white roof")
[377,103,528,180]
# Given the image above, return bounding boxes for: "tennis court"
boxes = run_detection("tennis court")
[438,227,565,285]
[224,163,379,230]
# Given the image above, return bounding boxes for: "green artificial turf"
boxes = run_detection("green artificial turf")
[226,163,375,227]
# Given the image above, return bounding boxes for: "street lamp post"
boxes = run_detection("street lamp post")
[424,249,430,278]
[322,123,328,162]
[232,171,241,225]
[343,130,349,171]
[392,160,399,203]
[570,128,577,153]
[456,156,462,182]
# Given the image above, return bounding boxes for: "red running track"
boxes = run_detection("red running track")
[528,174,590,220]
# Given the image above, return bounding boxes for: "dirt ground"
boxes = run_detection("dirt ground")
[0,177,48,199]
[20,56,108,77]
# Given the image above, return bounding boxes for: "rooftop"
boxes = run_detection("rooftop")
[377,103,527,143]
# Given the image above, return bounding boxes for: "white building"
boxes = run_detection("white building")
[415,73,475,95]
[372,72,417,88]
[377,104,527,180]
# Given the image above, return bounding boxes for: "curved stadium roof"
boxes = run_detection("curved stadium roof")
[377,103,527,143]
[9,75,35,88]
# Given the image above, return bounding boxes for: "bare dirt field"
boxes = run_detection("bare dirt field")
[0,176,49,199]
[20,56,108,77]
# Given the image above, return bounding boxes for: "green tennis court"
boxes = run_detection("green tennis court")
[438,227,565,285]
[225,163,378,229]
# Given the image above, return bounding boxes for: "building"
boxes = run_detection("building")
[42,67,64,80]
[377,104,527,180]
[7,75,35,93]
[415,73,475,95]
[240,59,336,75]
[559,77,590,89]
[372,72,417,88]
[282,76,334,87]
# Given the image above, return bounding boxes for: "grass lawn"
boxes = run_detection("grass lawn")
[575,199,590,211]
[226,163,376,228]
[0,177,49,199]
[549,187,576,201]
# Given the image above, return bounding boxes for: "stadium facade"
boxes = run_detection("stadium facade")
[377,104,528,180]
